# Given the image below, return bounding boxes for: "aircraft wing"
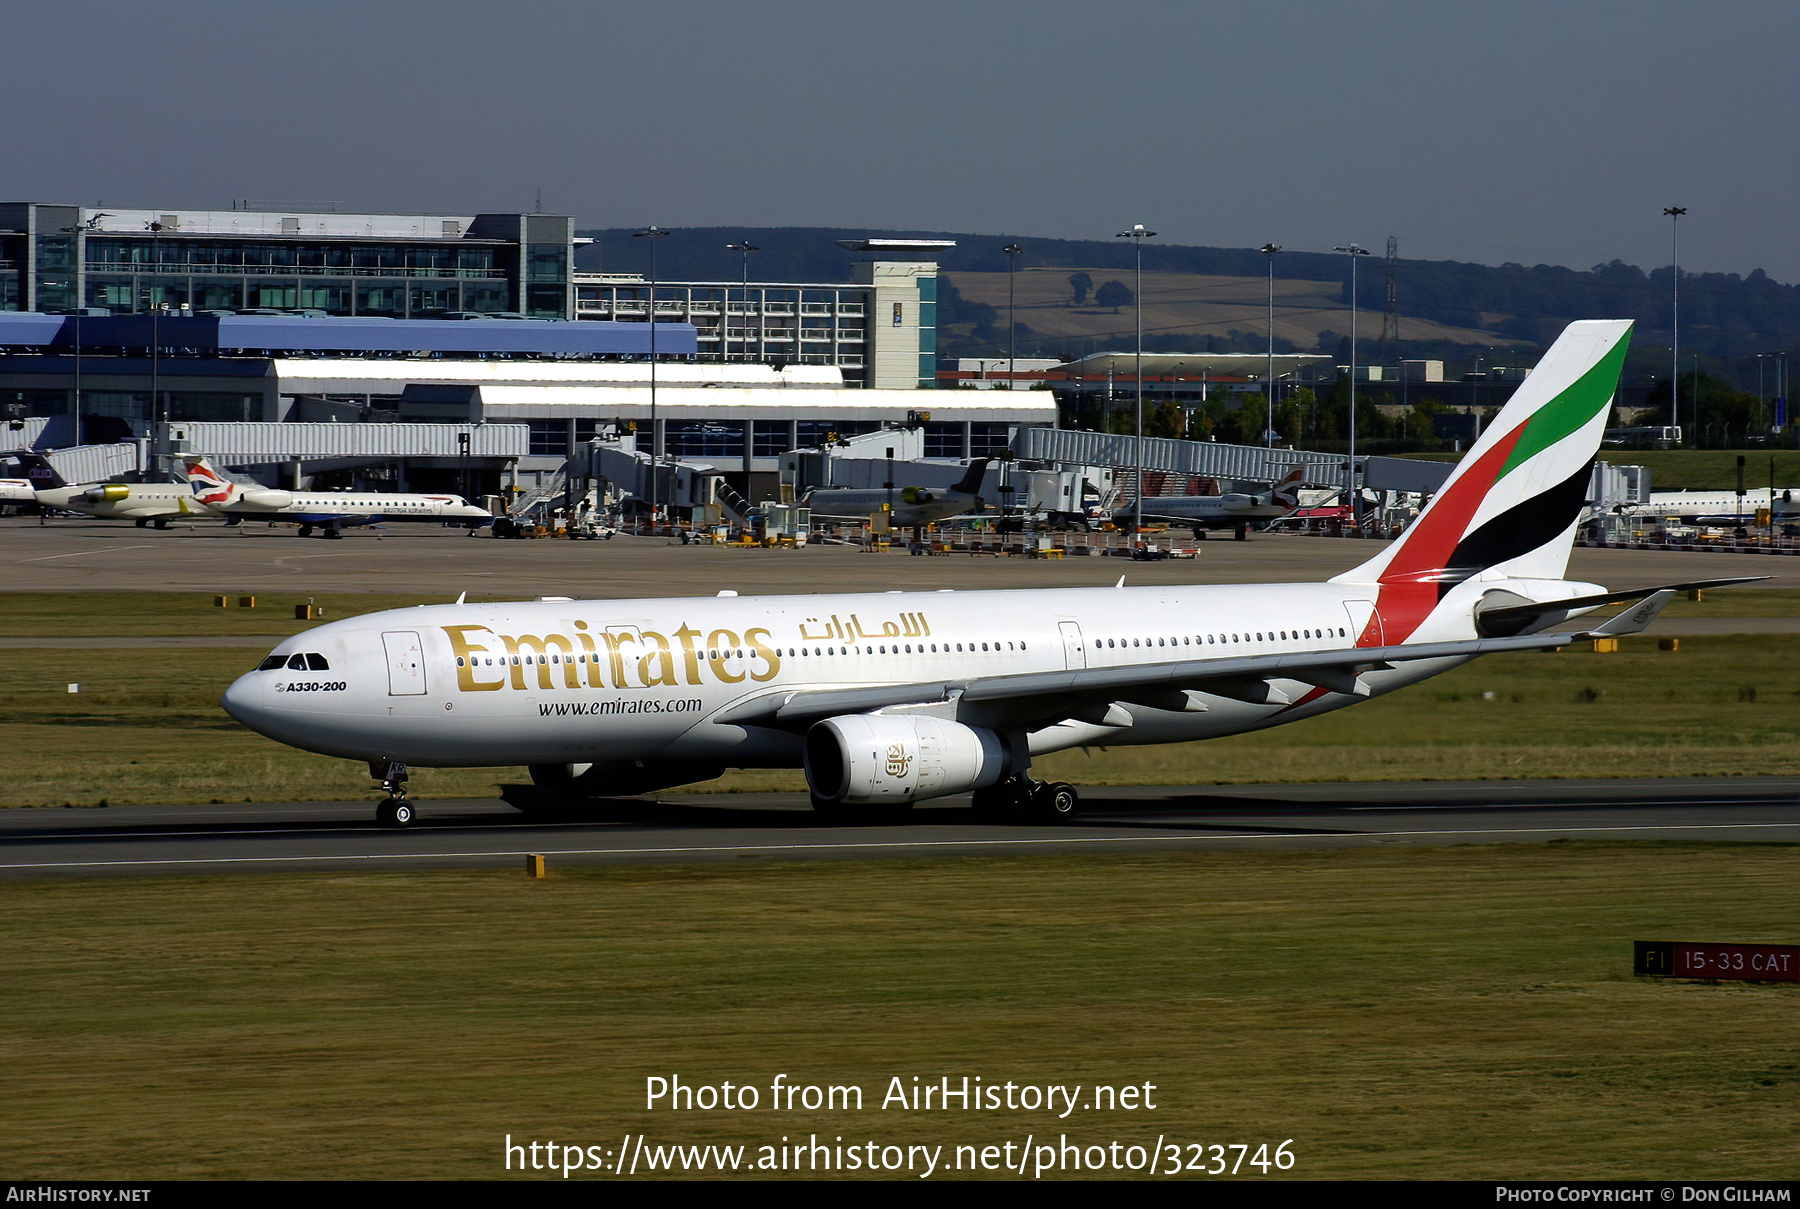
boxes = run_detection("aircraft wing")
[711,630,1576,734]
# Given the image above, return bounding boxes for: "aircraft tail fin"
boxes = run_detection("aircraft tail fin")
[1268,466,1306,507]
[176,454,239,506]
[12,451,68,492]
[1330,320,1632,639]
[953,457,991,495]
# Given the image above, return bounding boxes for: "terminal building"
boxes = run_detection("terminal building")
[1,206,1050,507]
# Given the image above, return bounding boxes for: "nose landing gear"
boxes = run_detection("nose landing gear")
[370,760,414,827]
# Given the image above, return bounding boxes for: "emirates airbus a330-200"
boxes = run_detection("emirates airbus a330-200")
[222,321,1753,827]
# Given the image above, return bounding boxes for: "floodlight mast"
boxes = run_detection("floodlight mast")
[634,225,669,524]
[725,241,759,362]
[1262,243,1281,449]
[1334,243,1372,519]
[1663,206,1686,440]
[1116,224,1155,545]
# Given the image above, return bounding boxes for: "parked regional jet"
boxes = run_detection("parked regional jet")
[805,459,990,528]
[14,452,220,527]
[1116,466,1308,540]
[1622,488,1799,530]
[178,456,493,537]
[221,321,1757,827]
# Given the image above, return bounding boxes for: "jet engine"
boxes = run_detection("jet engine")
[1219,493,1254,510]
[234,488,294,509]
[803,715,1013,805]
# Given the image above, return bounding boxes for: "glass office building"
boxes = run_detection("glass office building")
[0,204,573,321]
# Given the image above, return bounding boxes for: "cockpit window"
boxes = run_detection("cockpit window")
[305,653,330,671]
[258,655,286,671]
[286,654,308,670]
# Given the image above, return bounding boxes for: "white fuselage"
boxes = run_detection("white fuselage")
[1624,489,1797,525]
[806,488,980,527]
[211,490,491,525]
[35,482,219,522]
[1119,494,1290,529]
[222,581,1489,771]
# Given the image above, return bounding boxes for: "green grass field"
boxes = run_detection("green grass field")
[2,634,1795,807]
[4,846,1794,1180]
[1406,449,1799,493]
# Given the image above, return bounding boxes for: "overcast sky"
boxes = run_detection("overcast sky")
[8,0,1797,282]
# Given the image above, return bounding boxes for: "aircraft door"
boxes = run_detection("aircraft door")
[1058,620,1087,670]
[382,630,427,695]
[1342,600,1382,647]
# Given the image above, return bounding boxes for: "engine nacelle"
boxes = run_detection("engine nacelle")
[804,715,1012,805]
[238,488,294,509]
[1219,493,1254,510]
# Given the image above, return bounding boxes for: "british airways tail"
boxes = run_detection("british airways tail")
[1331,320,1632,640]
[176,455,240,506]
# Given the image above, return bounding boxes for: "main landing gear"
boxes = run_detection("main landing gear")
[971,774,1079,824]
[371,760,415,828]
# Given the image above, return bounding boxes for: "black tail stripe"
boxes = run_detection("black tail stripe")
[1439,458,1594,597]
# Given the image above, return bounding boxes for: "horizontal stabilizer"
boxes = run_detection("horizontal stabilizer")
[1476,576,1768,633]
[1580,590,1678,637]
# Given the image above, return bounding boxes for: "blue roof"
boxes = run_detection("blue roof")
[0,313,694,357]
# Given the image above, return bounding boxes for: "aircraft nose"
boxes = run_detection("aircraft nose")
[221,671,267,730]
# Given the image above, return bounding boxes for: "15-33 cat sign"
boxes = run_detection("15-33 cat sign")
[1635,941,1799,982]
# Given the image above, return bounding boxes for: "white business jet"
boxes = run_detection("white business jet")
[1117,465,1309,540]
[222,320,1753,827]
[805,459,990,528]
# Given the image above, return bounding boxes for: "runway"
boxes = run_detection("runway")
[3,776,1794,878]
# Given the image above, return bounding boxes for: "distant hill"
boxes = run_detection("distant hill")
[576,226,1800,377]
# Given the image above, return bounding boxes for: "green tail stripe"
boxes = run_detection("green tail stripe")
[1498,327,1632,481]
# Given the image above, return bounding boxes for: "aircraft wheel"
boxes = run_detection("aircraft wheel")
[153,518,169,530]
[135,518,148,528]
[323,528,343,540]
[298,524,313,538]
[376,798,415,828]
[1036,781,1079,822]
[1234,524,1249,541]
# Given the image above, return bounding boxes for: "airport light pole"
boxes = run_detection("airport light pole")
[725,241,758,361]
[635,225,669,526]
[1003,243,1022,390]
[1664,206,1686,442]
[147,220,166,478]
[1261,243,1281,448]
[1756,353,1771,438]
[58,219,104,446]
[1333,243,1371,521]
[1117,224,1155,543]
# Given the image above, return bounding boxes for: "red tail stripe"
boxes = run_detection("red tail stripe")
[1359,426,1524,646]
